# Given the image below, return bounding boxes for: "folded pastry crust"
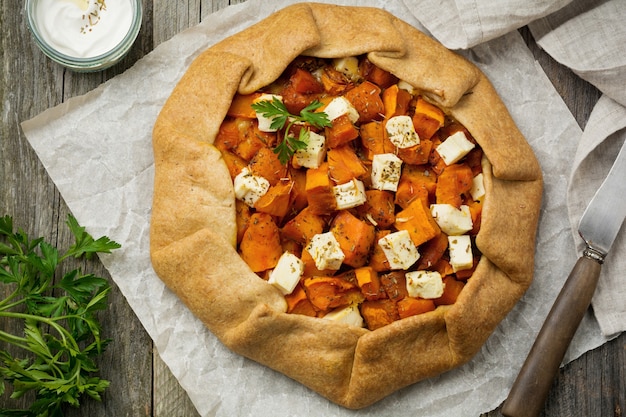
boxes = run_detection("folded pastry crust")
[150,3,543,409]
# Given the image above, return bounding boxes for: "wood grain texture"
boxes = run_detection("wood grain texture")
[1,0,155,415]
[0,1,623,416]
[153,355,200,417]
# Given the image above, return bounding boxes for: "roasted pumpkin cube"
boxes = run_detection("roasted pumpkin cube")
[285,284,318,317]
[327,145,368,184]
[382,84,412,119]
[434,277,465,306]
[380,271,409,302]
[344,81,384,123]
[412,96,445,140]
[325,114,359,148]
[397,297,436,319]
[330,210,376,268]
[354,266,384,301]
[303,276,364,311]
[360,299,399,330]
[239,213,283,272]
[249,146,289,186]
[305,162,337,215]
[435,163,474,208]
[394,198,441,246]
[355,189,396,229]
[281,207,326,245]
[254,180,293,218]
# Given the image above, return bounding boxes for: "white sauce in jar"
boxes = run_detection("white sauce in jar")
[34,0,133,58]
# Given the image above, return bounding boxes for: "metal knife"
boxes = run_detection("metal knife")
[502,138,626,417]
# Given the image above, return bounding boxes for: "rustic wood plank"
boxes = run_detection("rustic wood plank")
[484,334,626,417]
[1,0,155,415]
[153,0,202,47]
[153,352,201,417]
[1,0,67,411]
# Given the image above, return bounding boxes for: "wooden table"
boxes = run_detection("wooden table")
[1,1,624,416]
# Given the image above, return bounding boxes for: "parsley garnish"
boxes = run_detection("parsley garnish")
[0,214,121,417]
[251,97,331,164]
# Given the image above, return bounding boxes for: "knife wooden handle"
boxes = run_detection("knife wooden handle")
[501,255,602,417]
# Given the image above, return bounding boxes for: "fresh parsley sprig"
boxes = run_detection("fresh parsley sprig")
[251,97,331,164]
[0,214,121,417]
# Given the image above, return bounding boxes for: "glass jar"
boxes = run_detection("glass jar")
[25,0,142,72]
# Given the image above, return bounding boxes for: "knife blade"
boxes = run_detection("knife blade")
[578,140,626,258]
[502,138,626,417]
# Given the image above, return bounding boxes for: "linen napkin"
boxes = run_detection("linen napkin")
[529,0,626,108]
[401,0,571,49]
[20,0,612,416]
[529,0,626,336]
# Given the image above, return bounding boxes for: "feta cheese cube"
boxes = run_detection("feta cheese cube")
[323,304,364,327]
[332,56,360,81]
[311,67,324,83]
[233,167,270,207]
[470,173,485,201]
[324,96,360,124]
[397,80,416,94]
[448,235,473,272]
[253,94,283,132]
[268,252,304,295]
[371,153,403,192]
[292,131,327,169]
[386,115,420,149]
[378,230,420,270]
[306,232,345,271]
[436,131,475,165]
[430,204,473,236]
[333,179,367,210]
[405,270,445,299]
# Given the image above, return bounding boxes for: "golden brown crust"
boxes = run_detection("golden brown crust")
[150,2,543,409]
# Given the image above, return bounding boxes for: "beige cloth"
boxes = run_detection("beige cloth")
[529,0,626,108]
[401,0,571,49]
[405,0,626,337]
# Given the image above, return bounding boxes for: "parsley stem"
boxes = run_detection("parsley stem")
[0,313,75,380]
[0,289,21,309]
[0,328,29,349]
[0,311,77,351]
[0,299,27,313]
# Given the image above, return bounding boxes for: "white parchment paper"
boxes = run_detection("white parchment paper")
[21,0,612,416]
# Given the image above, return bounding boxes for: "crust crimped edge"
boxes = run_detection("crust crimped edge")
[150,3,543,409]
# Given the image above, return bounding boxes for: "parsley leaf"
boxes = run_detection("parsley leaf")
[65,215,121,259]
[299,100,331,129]
[273,127,310,165]
[251,98,331,164]
[0,214,119,416]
